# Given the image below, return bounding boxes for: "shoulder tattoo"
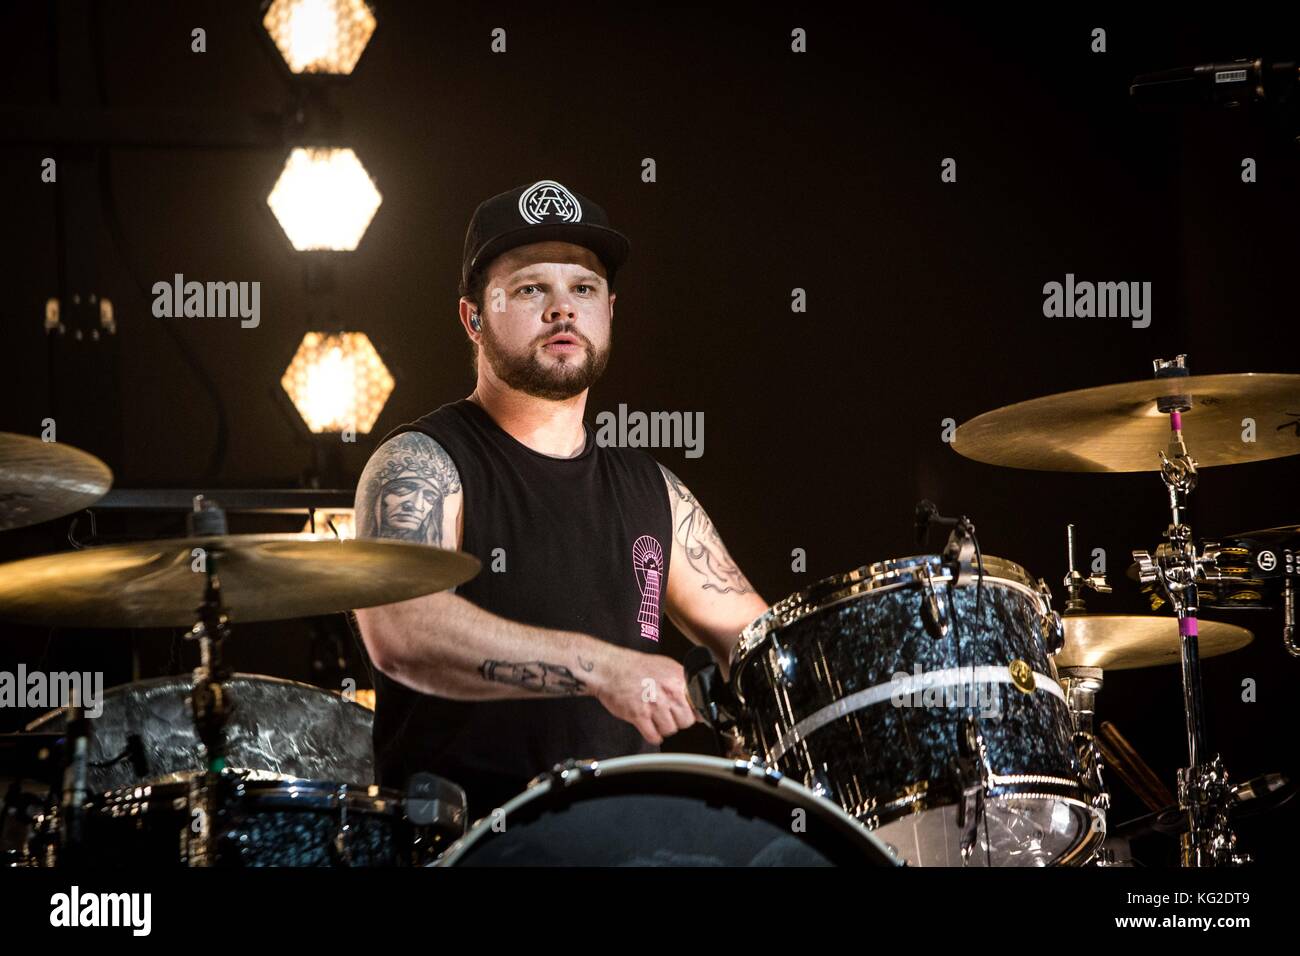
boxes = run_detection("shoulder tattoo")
[658,463,754,595]
[356,431,461,546]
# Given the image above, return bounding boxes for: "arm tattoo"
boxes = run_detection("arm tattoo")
[659,464,754,595]
[480,660,587,695]
[355,431,461,545]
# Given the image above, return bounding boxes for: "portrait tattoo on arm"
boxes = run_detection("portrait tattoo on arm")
[356,432,461,546]
[480,660,586,696]
[659,464,755,594]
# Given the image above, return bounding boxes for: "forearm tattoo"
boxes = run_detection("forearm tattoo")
[480,660,587,695]
[659,464,754,594]
[355,432,461,545]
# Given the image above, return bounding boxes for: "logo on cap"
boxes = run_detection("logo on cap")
[518,180,583,224]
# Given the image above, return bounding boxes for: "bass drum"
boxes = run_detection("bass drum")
[436,753,899,867]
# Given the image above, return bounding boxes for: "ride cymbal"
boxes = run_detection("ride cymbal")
[953,374,1300,472]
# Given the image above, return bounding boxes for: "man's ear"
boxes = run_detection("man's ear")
[458,297,480,339]
[609,291,616,322]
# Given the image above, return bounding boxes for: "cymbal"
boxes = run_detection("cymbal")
[952,373,1300,472]
[0,534,480,628]
[0,433,113,530]
[1055,614,1253,670]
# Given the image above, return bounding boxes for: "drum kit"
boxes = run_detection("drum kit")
[0,354,1296,867]
[697,355,1297,868]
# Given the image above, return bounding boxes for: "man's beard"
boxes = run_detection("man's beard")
[480,323,611,400]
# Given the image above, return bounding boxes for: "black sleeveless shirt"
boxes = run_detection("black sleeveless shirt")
[371,399,673,816]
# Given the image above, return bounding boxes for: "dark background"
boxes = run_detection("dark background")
[1,2,1297,864]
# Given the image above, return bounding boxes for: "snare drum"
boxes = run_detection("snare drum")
[731,554,1106,867]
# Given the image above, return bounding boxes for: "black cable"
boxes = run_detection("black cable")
[65,509,97,550]
[88,2,229,481]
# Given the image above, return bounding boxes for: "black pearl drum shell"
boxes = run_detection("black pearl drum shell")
[732,555,1105,866]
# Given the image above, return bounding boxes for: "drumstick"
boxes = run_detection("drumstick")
[1096,721,1176,812]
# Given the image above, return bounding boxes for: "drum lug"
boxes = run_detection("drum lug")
[731,756,783,786]
[1041,610,1065,655]
[767,642,798,687]
[955,716,992,862]
[333,784,353,867]
[805,767,833,799]
[1036,580,1065,654]
[549,758,600,787]
[1072,732,1111,810]
[917,563,950,639]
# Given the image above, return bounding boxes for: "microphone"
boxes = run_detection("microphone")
[1131,58,1300,108]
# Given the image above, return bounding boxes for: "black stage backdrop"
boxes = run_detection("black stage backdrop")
[1,3,1297,866]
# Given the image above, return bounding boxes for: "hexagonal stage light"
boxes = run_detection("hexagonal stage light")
[281,331,394,434]
[267,147,382,251]
[262,0,376,76]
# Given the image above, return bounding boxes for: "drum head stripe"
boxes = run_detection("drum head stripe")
[769,667,1065,761]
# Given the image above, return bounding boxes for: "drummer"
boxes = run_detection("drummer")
[353,180,768,817]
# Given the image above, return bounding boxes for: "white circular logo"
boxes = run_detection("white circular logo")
[518,180,583,224]
[1257,550,1277,571]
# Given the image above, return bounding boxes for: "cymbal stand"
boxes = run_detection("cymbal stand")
[1131,356,1249,866]
[183,496,233,867]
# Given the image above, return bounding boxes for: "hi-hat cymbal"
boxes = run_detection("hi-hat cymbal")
[1056,614,1253,670]
[0,433,113,530]
[0,534,480,628]
[952,373,1300,472]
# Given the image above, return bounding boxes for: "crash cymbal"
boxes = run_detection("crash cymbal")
[0,433,112,530]
[1056,614,1253,670]
[0,534,480,628]
[952,373,1300,472]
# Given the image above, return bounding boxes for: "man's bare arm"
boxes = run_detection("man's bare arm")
[352,432,696,743]
[659,464,768,677]
[353,431,610,699]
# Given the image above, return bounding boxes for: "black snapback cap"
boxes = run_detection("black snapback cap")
[461,180,630,291]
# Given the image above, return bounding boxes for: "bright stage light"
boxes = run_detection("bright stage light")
[281,331,394,434]
[263,0,376,76]
[267,147,382,252]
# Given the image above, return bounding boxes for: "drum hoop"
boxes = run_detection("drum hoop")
[434,753,900,866]
[25,671,370,732]
[732,554,1043,669]
[98,771,427,815]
